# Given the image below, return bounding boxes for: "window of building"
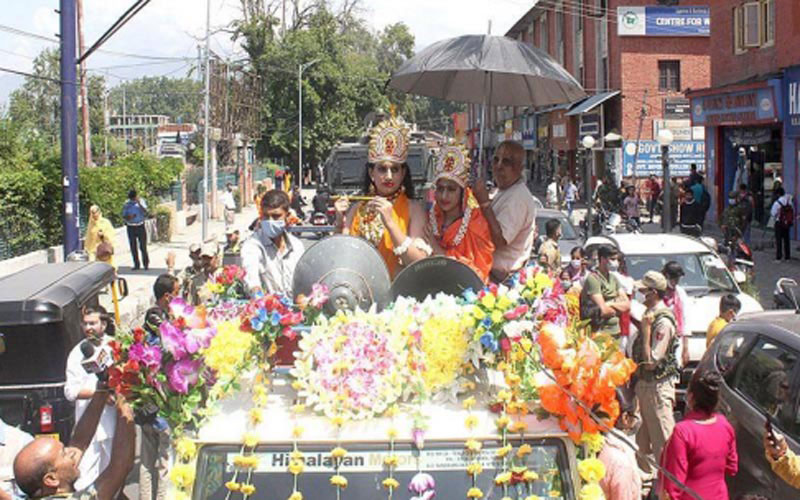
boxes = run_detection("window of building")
[762,0,775,46]
[577,0,584,31]
[658,61,680,92]
[541,13,549,53]
[733,338,799,440]
[528,22,536,48]
[555,2,565,64]
[734,0,775,53]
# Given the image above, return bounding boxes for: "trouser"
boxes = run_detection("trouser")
[224,208,235,226]
[635,377,676,477]
[139,424,170,500]
[566,200,574,218]
[648,198,657,220]
[776,225,791,260]
[126,224,149,269]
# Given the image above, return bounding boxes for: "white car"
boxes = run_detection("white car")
[583,233,763,373]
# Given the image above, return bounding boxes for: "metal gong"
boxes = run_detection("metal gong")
[292,235,391,315]
[389,256,484,302]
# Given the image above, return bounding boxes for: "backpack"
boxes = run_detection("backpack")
[778,200,795,228]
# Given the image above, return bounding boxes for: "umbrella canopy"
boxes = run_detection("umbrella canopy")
[389,34,585,107]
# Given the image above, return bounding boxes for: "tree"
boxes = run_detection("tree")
[108,76,203,124]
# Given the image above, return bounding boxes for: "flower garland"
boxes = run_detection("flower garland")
[382,405,400,499]
[577,433,607,500]
[169,436,198,500]
[427,199,472,248]
[462,396,483,499]
[287,402,306,500]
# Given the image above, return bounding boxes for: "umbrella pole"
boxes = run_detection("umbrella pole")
[478,101,485,178]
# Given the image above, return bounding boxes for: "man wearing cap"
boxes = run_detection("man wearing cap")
[472,140,538,282]
[188,243,219,305]
[175,244,203,300]
[224,228,241,254]
[631,270,679,481]
[579,245,630,336]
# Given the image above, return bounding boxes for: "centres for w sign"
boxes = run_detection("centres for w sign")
[617,6,710,37]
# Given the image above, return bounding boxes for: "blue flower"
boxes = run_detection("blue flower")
[481,317,492,328]
[253,290,264,299]
[480,333,499,352]
[258,308,268,322]
[270,311,281,326]
[462,288,478,303]
[250,317,264,331]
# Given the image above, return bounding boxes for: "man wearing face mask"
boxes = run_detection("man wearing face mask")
[241,189,303,295]
[579,245,630,336]
[598,388,642,500]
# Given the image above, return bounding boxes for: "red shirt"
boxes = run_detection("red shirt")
[661,411,738,500]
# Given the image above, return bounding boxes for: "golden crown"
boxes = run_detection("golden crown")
[368,117,410,165]
[433,142,470,188]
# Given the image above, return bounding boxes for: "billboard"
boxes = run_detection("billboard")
[622,140,705,177]
[617,6,710,37]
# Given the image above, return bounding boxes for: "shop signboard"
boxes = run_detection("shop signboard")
[653,119,705,141]
[622,140,705,177]
[522,114,537,150]
[579,111,603,149]
[785,65,800,138]
[664,97,691,119]
[691,86,779,127]
[617,6,710,37]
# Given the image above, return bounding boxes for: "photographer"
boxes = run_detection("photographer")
[64,307,116,491]
[765,429,800,489]
[13,380,134,500]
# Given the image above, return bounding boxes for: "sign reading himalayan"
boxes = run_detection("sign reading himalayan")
[691,87,778,127]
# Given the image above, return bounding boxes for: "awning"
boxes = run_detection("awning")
[565,90,620,116]
[535,96,586,114]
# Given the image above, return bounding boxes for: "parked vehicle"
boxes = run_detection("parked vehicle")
[716,227,755,279]
[774,277,799,310]
[532,208,583,264]
[584,234,763,402]
[0,262,116,442]
[188,373,581,500]
[696,310,800,499]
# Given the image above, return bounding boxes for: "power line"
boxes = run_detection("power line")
[0,65,65,84]
[79,0,153,64]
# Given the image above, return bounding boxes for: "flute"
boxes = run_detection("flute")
[331,195,377,201]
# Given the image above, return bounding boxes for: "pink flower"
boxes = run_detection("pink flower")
[412,428,426,450]
[160,321,189,360]
[128,343,162,371]
[166,359,202,394]
[408,472,435,495]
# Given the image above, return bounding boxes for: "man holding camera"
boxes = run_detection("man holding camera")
[63,307,117,491]
[14,376,134,500]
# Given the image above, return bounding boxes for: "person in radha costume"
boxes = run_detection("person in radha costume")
[423,142,494,282]
[333,117,427,278]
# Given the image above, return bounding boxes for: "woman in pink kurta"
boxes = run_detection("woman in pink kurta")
[661,370,738,500]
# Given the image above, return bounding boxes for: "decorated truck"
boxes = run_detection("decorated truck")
[106,249,634,500]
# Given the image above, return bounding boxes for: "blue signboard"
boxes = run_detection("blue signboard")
[622,140,705,177]
[785,65,800,138]
[617,6,710,37]
[690,86,779,127]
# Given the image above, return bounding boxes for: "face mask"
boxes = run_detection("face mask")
[607,259,620,272]
[570,259,582,269]
[260,219,286,239]
[561,280,572,291]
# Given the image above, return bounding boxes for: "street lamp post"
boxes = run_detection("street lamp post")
[657,129,674,233]
[582,135,596,236]
[298,59,320,191]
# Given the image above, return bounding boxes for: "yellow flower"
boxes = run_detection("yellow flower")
[496,294,512,310]
[202,321,256,381]
[292,426,304,438]
[288,459,304,475]
[496,390,512,403]
[175,437,197,461]
[291,404,306,414]
[384,405,399,418]
[495,415,511,430]
[466,462,483,476]
[480,293,496,309]
[472,306,486,320]
[384,455,399,467]
[490,310,503,324]
[505,373,521,387]
[288,492,303,500]
[501,497,513,500]
[387,427,398,439]
[494,471,512,485]
[519,337,533,353]
[169,464,196,490]
[578,483,604,500]
[382,477,400,489]
[495,444,512,458]
[330,446,348,459]
[462,396,477,410]
[523,471,539,482]
[249,408,263,425]
[578,458,606,483]
[550,491,562,499]
[167,491,189,500]
[467,487,484,498]
[511,421,528,433]
[516,444,533,458]
[233,455,260,468]
[243,432,259,448]
[291,449,304,459]
[291,380,303,391]
[464,415,479,429]
[465,439,482,453]
[225,481,241,491]
[462,380,477,391]
[240,484,256,496]
[331,415,346,427]
[330,475,348,488]
[580,432,605,455]
[524,496,542,500]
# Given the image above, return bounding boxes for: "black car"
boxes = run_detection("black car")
[696,310,800,499]
[0,262,115,442]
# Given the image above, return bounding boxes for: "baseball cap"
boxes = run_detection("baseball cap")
[225,227,236,235]
[634,271,668,292]
[201,242,218,257]
[189,243,201,254]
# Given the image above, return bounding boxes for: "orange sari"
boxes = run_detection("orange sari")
[429,188,494,282]
[350,192,410,278]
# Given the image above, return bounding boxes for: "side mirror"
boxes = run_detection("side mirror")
[733,270,746,284]
[117,278,130,298]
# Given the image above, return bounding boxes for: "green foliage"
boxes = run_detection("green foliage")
[0,168,47,255]
[108,76,203,123]
[154,206,172,242]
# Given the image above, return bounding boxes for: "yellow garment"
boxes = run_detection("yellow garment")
[84,215,116,269]
[706,317,728,347]
[350,192,410,278]
[766,448,800,489]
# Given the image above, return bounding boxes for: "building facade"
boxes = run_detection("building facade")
[688,0,799,239]
[468,0,710,191]
[108,114,170,153]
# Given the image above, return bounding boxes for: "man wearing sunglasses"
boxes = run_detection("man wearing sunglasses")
[473,141,537,283]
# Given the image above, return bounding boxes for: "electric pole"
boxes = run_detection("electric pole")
[202,0,212,241]
[60,0,80,256]
[632,89,648,181]
[77,0,92,167]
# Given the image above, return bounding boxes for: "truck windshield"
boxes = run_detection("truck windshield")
[193,439,573,500]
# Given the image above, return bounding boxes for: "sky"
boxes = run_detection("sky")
[0,0,532,107]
